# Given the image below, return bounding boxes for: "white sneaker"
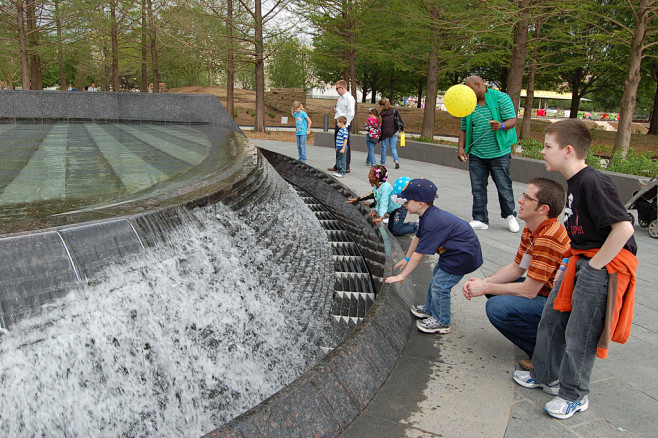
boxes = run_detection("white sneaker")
[382,218,389,224]
[544,395,589,419]
[512,370,560,395]
[333,172,344,178]
[505,215,520,232]
[469,220,489,230]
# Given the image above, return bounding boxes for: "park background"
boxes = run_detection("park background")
[1,0,657,172]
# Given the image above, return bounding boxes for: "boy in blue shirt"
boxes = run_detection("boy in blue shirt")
[334,116,349,178]
[386,178,483,333]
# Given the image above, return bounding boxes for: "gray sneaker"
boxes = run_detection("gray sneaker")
[410,305,431,319]
[512,370,560,395]
[544,395,589,419]
[416,317,451,334]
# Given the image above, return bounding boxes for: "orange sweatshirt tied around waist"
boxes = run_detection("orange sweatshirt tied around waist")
[555,247,638,359]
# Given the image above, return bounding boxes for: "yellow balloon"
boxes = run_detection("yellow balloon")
[444,84,477,117]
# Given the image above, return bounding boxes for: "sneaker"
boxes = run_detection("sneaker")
[506,215,520,233]
[544,395,589,420]
[469,220,489,230]
[382,218,389,224]
[416,317,451,334]
[512,371,560,395]
[333,172,344,178]
[395,162,400,169]
[410,305,431,319]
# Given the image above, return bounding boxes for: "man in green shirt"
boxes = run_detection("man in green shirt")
[457,75,520,233]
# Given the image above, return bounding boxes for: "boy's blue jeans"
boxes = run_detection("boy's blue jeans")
[530,258,609,401]
[365,135,377,165]
[423,263,463,326]
[486,291,547,357]
[380,135,399,164]
[296,134,307,163]
[388,206,417,236]
[336,148,347,175]
[468,154,516,224]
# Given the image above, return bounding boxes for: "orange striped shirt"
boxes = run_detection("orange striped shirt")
[514,218,571,296]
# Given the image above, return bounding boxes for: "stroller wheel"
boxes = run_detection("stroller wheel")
[649,220,658,239]
[639,218,649,227]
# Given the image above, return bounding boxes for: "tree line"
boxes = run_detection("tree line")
[1,0,656,153]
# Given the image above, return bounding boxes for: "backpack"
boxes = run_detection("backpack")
[393,108,404,132]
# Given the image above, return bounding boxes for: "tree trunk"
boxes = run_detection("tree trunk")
[506,0,531,113]
[612,0,651,158]
[26,0,42,90]
[226,0,234,118]
[147,0,159,93]
[141,0,148,92]
[110,1,119,91]
[417,78,423,109]
[54,0,66,91]
[649,74,658,135]
[348,0,357,133]
[388,71,394,102]
[521,20,541,139]
[17,0,30,90]
[421,9,440,139]
[254,0,265,132]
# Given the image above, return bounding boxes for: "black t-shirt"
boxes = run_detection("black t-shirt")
[564,166,637,254]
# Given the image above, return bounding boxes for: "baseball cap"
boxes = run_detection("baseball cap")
[392,178,437,203]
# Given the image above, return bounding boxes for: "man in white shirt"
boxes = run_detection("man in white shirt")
[328,80,355,173]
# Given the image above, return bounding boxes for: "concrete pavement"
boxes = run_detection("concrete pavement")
[252,139,658,438]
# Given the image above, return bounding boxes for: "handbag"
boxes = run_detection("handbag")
[393,108,404,132]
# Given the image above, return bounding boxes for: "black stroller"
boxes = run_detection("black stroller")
[626,176,658,239]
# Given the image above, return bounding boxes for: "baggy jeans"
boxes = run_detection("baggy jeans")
[423,263,464,326]
[530,258,609,401]
[468,154,516,224]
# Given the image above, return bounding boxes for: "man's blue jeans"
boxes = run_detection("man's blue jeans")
[468,154,516,224]
[530,258,609,401]
[365,135,377,165]
[380,135,399,164]
[296,134,307,163]
[486,293,547,357]
[423,264,463,326]
[388,205,417,236]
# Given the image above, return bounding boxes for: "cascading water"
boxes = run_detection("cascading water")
[0,178,336,436]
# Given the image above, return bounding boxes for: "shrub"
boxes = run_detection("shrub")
[268,111,275,118]
[606,148,658,177]
[515,138,543,160]
[233,108,238,118]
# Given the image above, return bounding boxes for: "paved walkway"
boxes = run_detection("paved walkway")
[252,139,658,438]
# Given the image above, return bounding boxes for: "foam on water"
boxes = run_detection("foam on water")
[0,183,335,436]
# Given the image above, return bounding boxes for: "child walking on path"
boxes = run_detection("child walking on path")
[334,116,349,178]
[347,168,417,236]
[364,108,381,166]
[513,119,637,420]
[292,101,312,163]
[385,178,483,333]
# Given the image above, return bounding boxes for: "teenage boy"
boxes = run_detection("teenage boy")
[333,116,349,178]
[386,178,483,334]
[513,119,637,420]
[462,178,571,371]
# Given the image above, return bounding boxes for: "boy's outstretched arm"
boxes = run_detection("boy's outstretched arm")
[386,236,422,284]
[588,221,635,269]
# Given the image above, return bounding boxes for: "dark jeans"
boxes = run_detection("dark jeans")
[531,258,609,401]
[388,206,417,236]
[485,283,547,357]
[334,122,351,170]
[468,154,516,224]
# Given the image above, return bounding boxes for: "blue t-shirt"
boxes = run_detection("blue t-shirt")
[373,182,399,218]
[294,110,308,135]
[415,205,483,275]
[336,127,349,150]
